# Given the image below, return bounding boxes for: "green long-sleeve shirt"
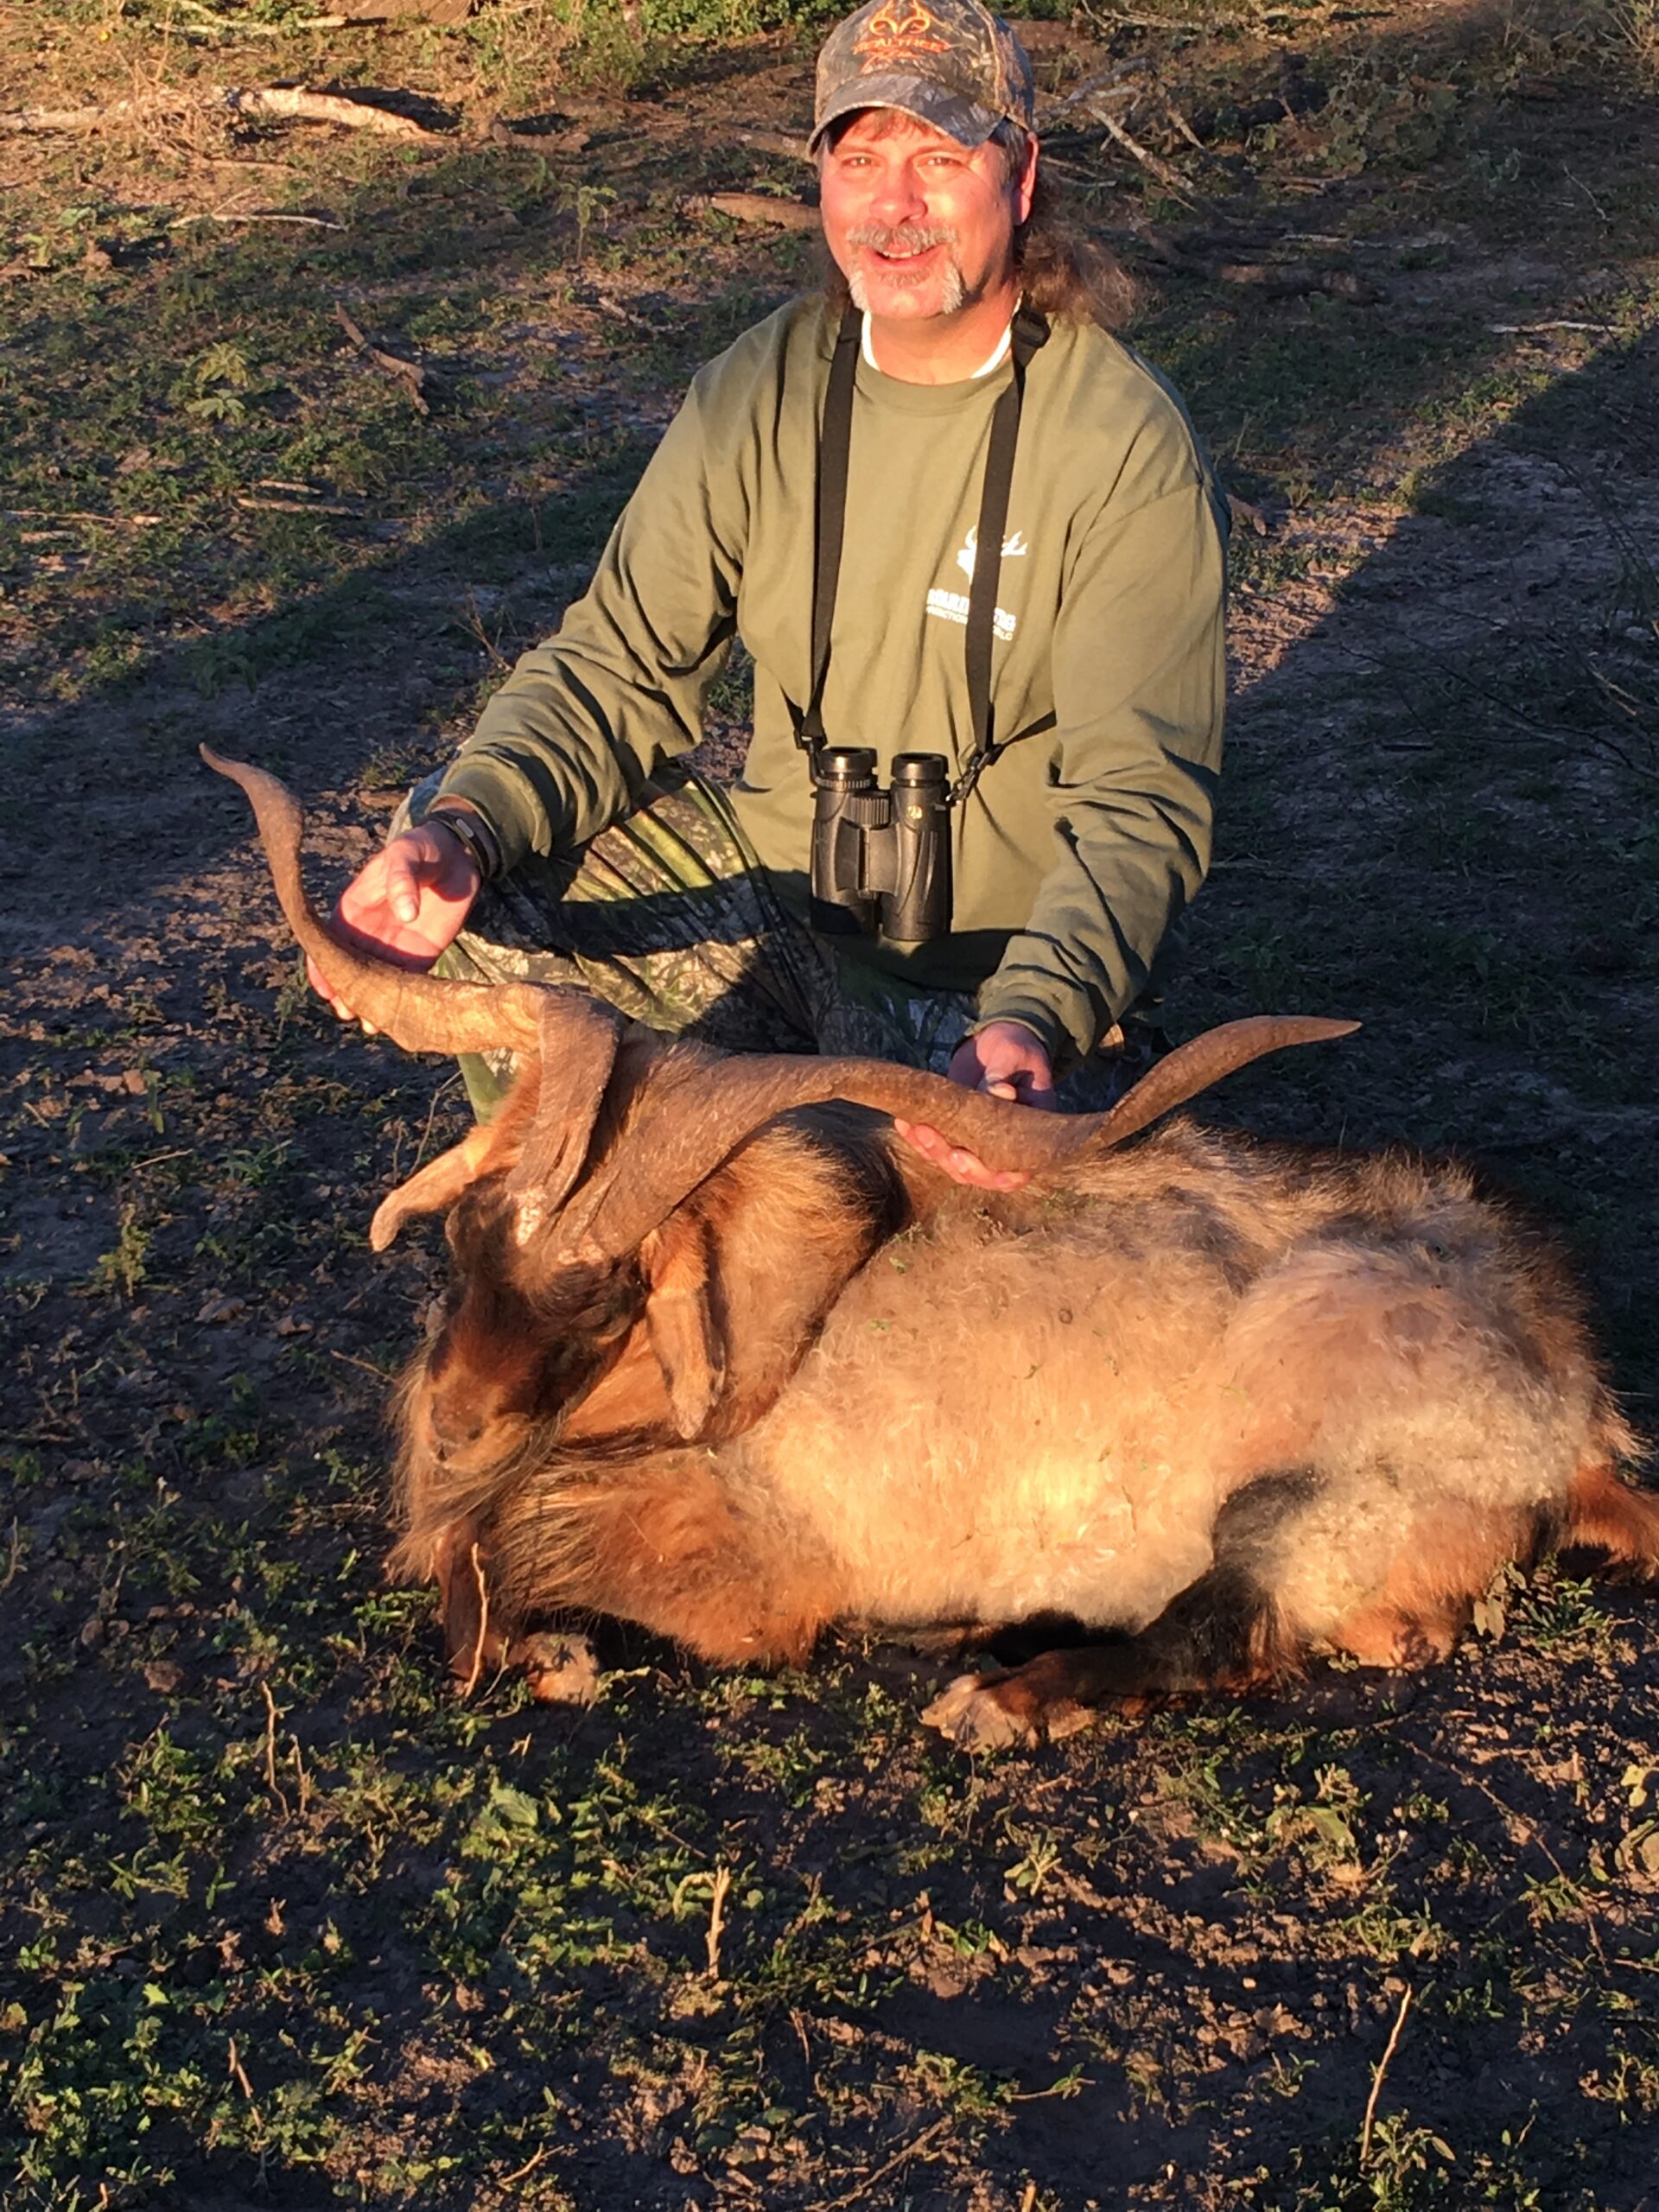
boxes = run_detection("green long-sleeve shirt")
[440,294,1228,1069]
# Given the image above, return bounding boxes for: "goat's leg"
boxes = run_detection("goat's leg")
[924,1472,1313,1750]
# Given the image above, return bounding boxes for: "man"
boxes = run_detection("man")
[314,0,1228,1189]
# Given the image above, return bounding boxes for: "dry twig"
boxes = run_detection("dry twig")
[704,1863,734,1978]
[334,301,435,415]
[235,494,359,515]
[1358,1985,1414,2168]
[1094,105,1196,203]
[804,2117,955,2211]
[260,1681,289,1815]
[168,207,344,231]
[690,191,819,232]
[460,1542,491,1699]
[5,505,163,527]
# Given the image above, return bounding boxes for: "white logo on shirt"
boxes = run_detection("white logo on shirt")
[955,525,1029,581]
[927,525,1027,642]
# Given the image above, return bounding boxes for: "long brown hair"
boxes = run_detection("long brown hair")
[818,115,1135,329]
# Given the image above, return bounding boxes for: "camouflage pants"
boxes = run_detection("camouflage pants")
[400,766,1152,1120]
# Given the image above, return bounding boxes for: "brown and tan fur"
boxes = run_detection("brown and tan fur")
[390,1109,1656,1747]
[199,752,1653,1744]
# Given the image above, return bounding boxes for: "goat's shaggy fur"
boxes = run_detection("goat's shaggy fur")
[198,751,1656,1748]
[391,1110,1656,1747]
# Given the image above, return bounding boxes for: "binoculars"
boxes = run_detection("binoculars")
[809,747,953,944]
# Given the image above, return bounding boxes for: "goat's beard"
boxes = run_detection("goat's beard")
[844,223,967,318]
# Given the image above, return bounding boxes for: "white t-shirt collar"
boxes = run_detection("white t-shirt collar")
[860,312,1013,380]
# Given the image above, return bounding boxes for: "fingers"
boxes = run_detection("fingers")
[892,1118,1030,1192]
[383,839,423,926]
[304,952,378,1036]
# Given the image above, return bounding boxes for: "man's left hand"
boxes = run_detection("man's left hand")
[894,1020,1056,1189]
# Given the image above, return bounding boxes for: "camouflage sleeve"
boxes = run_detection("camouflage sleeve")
[436,375,749,874]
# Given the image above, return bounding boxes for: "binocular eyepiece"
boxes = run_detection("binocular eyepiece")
[809,746,952,944]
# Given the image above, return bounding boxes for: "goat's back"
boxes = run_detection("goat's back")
[717,1122,1614,1631]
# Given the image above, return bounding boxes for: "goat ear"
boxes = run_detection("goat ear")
[640,1213,726,1441]
[506,995,624,1242]
[370,1068,539,1251]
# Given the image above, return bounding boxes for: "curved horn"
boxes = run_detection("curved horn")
[562,1015,1359,1262]
[504,996,626,1239]
[1080,1014,1360,1152]
[201,746,550,1058]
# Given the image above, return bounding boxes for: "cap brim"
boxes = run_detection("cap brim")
[807,76,1003,154]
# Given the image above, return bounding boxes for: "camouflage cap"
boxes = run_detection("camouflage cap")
[810,0,1036,155]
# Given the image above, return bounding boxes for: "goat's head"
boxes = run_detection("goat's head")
[204,747,1361,1461]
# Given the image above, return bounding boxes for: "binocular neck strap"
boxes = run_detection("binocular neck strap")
[799,308,862,753]
[799,303,1051,790]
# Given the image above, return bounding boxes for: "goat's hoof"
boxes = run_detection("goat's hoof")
[513,1631,601,1706]
[922,1669,1038,1751]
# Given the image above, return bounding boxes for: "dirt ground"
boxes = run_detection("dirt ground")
[3,1,1658,2205]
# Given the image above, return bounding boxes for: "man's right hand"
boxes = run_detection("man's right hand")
[308,821,481,1028]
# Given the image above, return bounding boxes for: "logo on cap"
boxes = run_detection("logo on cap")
[853,0,950,60]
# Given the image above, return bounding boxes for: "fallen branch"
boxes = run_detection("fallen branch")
[730,126,807,160]
[690,192,818,232]
[1046,54,1154,119]
[168,207,345,231]
[235,494,359,515]
[1358,1986,1414,2169]
[1094,105,1197,203]
[1,85,448,143]
[4,505,163,527]
[334,301,436,416]
[230,87,445,140]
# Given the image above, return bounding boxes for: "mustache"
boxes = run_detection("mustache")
[845,223,957,255]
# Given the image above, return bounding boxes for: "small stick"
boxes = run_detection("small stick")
[327,1346,397,1381]
[704,1862,733,1978]
[460,1542,490,1699]
[290,1735,312,1815]
[1094,106,1196,203]
[804,2116,954,2211]
[260,1681,290,1814]
[227,2036,256,2101]
[235,494,359,515]
[1046,54,1153,118]
[4,505,163,527]
[499,2147,549,2188]
[1154,85,1209,154]
[1358,1985,1414,2169]
[334,300,433,415]
[168,208,344,231]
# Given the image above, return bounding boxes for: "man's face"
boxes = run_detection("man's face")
[819,109,1036,326]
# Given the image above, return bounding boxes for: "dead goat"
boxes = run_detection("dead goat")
[207,749,1659,1748]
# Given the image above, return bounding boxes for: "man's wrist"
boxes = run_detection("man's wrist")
[425,800,502,886]
[968,1012,1058,1064]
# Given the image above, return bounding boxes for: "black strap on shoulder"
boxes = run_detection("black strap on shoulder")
[798,307,862,750]
[952,303,1048,808]
[795,302,1051,806]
